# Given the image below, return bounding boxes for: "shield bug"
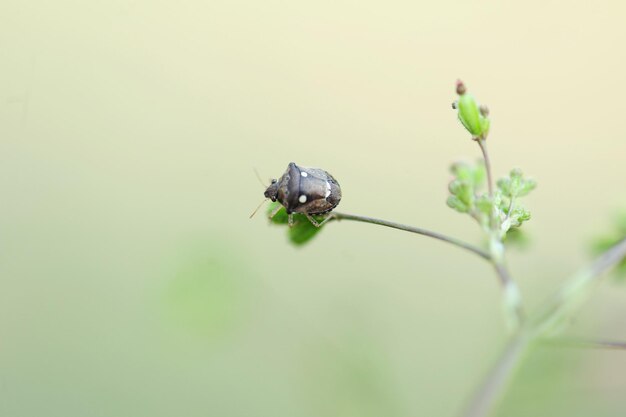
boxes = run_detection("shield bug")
[262,162,342,227]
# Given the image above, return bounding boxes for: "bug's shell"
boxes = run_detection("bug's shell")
[265,162,341,215]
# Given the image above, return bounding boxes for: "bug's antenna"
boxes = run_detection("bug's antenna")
[249,198,268,219]
[253,168,267,189]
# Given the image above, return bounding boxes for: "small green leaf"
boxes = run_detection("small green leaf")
[450,160,486,189]
[267,202,326,246]
[504,227,531,249]
[518,179,537,197]
[268,202,289,224]
[497,169,536,198]
[509,206,531,228]
[447,161,491,222]
[475,195,493,216]
[450,161,474,182]
[288,219,323,245]
[472,161,487,188]
[448,180,474,207]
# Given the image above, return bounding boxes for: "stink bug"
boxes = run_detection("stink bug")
[263,162,341,227]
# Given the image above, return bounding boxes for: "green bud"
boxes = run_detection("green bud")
[450,160,486,189]
[447,195,469,213]
[448,180,474,207]
[450,161,474,182]
[497,177,511,196]
[455,80,490,139]
[509,206,531,228]
[517,178,537,197]
[475,195,493,216]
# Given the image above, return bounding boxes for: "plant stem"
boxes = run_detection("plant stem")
[462,237,626,417]
[461,330,531,417]
[492,261,525,328]
[476,138,525,327]
[331,211,491,260]
[533,237,626,335]
[477,138,494,198]
[502,197,515,227]
[543,337,626,350]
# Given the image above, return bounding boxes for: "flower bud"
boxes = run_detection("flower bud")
[456,80,467,95]
[454,80,490,139]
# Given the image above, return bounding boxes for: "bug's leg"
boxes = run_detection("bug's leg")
[288,213,294,227]
[305,213,334,228]
[268,204,283,219]
[305,213,320,227]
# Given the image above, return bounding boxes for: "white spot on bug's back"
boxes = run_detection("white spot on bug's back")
[301,172,308,177]
[324,181,331,198]
[299,195,307,203]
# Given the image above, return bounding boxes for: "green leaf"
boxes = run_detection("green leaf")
[448,180,474,207]
[503,227,531,249]
[506,205,531,229]
[497,169,537,198]
[288,219,323,245]
[446,161,492,225]
[472,161,487,188]
[450,160,486,189]
[267,202,327,246]
[268,202,289,224]
[450,161,474,182]
[475,195,493,216]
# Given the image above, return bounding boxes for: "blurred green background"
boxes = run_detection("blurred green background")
[2,1,626,416]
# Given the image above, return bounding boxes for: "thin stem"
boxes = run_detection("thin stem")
[503,197,515,225]
[477,138,494,198]
[476,137,525,326]
[493,262,525,327]
[461,331,531,417]
[534,237,626,335]
[463,237,626,417]
[493,261,512,290]
[543,337,626,351]
[330,211,491,261]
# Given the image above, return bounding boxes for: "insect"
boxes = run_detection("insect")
[259,162,342,227]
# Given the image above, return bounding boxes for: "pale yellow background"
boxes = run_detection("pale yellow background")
[2,1,626,416]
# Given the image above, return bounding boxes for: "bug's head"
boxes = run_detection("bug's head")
[264,179,279,201]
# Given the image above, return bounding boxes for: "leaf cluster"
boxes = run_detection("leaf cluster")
[447,163,536,240]
[497,169,536,235]
[446,160,486,215]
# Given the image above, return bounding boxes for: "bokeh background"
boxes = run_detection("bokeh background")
[2,1,626,416]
